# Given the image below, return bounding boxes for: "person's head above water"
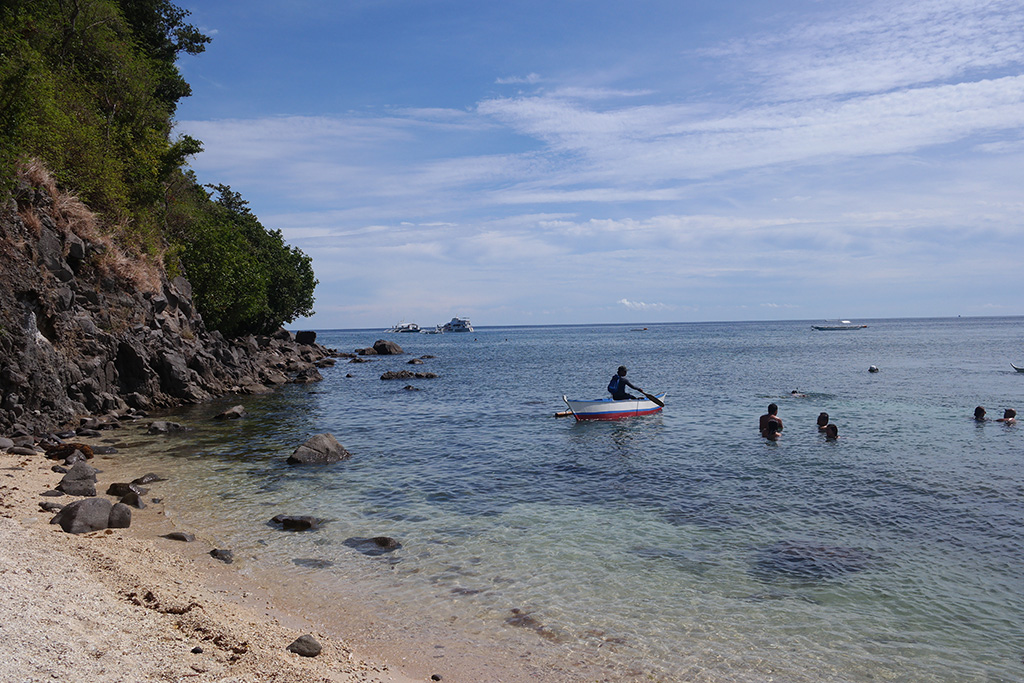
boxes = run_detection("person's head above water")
[817,412,829,427]
[974,406,986,420]
[617,366,627,377]
[767,403,778,415]
[825,423,839,439]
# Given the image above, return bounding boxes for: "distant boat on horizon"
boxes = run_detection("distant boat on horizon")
[811,320,868,331]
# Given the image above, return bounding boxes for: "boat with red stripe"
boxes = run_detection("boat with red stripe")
[561,393,666,421]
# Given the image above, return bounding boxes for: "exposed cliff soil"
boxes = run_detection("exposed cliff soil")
[0,164,334,435]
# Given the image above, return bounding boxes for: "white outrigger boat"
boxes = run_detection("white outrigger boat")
[561,393,666,421]
[1012,363,1024,373]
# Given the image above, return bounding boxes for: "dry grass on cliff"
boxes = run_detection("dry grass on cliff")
[14,159,163,294]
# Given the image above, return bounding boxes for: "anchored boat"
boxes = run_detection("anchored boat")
[561,393,666,421]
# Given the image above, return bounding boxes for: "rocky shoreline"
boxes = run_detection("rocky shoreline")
[0,171,342,437]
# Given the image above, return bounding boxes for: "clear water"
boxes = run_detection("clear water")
[111,318,1024,682]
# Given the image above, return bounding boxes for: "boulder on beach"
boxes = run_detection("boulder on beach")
[287,433,351,465]
[287,634,322,657]
[56,461,99,497]
[50,498,125,534]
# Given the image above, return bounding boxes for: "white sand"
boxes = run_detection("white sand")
[0,447,417,683]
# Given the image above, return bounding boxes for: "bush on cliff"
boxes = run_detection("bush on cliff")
[0,0,318,337]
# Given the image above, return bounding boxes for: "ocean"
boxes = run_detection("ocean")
[109,317,1024,682]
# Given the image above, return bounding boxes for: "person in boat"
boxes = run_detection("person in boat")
[974,406,987,422]
[763,419,782,441]
[996,408,1016,424]
[759,403,782,436]
[817,412,830,430]
[608,366,643,401]
[824,423,839,440]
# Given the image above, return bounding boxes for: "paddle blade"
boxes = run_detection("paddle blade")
[643,391,665,408]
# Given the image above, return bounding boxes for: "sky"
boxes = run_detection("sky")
[174,0,1024,330]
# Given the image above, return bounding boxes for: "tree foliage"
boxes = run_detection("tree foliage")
[0,0,318,336]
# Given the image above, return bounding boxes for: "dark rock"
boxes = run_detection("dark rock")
[147,420,188,434]
[63,451,87,466]
[403,385,421,391]
[76,429,103,438]
[162,532,195,542]
[191,646,204,654]
[41,489,64,497]
[132,473,164,485]
[270,515,323,531]
[62,461,98,482]
[58,479,96,496]
[0,437,13,450]
[295,331,317,346]
[107,502,132,528]
[50,498,113,533]
[290,367,323,383]
[119,492,146,509]
[7,446,36,455]
[90,445,118,455]
[286,635,322,658]
[51,465,68,473]
[381,370,438,381]
[214,405,247,420]
[342,536,402,556]
[372,339,404,355]
[62,441,99,457]
[287,433,351,465]
[210,549,234,564]
[407,358,424,365]
[107,482,148,497]
[39,501,64,512]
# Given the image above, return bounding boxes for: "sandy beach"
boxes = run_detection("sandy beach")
[0,429,623,683]
[0,441,426,683]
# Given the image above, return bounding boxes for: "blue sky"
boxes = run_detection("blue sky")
[175,0,1024,330]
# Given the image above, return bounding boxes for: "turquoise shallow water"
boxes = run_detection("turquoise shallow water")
[112,318,1024,681]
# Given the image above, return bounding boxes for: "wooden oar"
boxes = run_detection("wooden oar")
[639,390,665,408]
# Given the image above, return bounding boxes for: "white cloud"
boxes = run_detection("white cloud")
[496,73,542,85]
[619,299,669,311]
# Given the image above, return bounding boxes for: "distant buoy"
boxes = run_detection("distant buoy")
[868,365,879,373]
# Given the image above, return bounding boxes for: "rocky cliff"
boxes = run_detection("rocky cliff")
[0,167,334,436]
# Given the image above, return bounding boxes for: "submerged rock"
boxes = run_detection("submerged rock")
[342,536,401,556]
[753,540,872,582]
[270,515,323,531]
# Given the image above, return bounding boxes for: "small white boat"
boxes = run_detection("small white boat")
[562,393,666,421]
[386,321,421,333]
[1012,363,1024,373]
[421,325,444,334]
[812,320,867,330]
[441,317,474,333]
